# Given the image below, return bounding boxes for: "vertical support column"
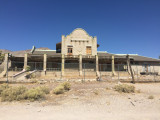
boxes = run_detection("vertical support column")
[79,54,82,76]
[43,54,47,71]
[126,55,135,83]
[4,53,9,72]
[112,55,115,76]
[24,53,28,70]
[96,55,99,72]
[61,54,65,76]
[96,55,99,76]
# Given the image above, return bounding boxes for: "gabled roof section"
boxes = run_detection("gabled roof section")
[30,46,61,56]
[129,55,160,62]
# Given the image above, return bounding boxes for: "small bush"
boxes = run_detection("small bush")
[36,86,50,94]
[114,84,135,93]
[1,86,27,101]
[61,82,71,91]
[24,88,45,101]
[93,91,99,95]
[53,82,71,95]
[1,85,50,102]
[30,79,38,83]
[53,85,65,95]
[0,84,9,96]
[106,87,110,90]
[136,89,141,93]
[25,65,31,71]
[30,74,36,78]
[148,95,154,99]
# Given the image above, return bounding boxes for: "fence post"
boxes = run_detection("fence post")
[100,64,101,81]
[79,54,82,76]
[83,63,85,82]
[153,65,156,82]
[136,65,138,81]
[118,64,119,82]
[34,62,36,70]
[61,54,65,76]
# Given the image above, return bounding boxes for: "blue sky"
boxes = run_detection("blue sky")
[0,0,160,58]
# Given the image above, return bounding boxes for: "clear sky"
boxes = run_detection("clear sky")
[0,0,160,58]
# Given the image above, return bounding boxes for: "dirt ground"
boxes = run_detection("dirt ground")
[0,82,160,120]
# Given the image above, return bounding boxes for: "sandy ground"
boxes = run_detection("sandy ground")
[0,82,160,120]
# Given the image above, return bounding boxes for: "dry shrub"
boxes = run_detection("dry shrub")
[1,85,50,102]
[30,79,38,83]
[114,84,135,93]
[24,88,45,101]
[25,65,31,71]
[1,86,27,101]
[106,87,110,90]
[36,86,50,94]
[53,82,71,95]
[93,91,99,95]
[0,84,9,96]
[61,82,71,91]
[148,95,154,99]
[53,85,65,95]
[136,89,141,93]
[30,74,36,78]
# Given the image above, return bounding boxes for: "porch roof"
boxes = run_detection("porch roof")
[98,52,160,62]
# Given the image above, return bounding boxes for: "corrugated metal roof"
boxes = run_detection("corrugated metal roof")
[97,52,160,62]
[129,55,160,62]
[30,50,61,57]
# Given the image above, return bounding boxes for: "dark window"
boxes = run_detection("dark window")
[68,48,72,53]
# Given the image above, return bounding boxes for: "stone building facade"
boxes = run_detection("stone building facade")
[0,28,160,81]
[61,28,97,56]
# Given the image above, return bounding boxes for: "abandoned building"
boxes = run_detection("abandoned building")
[0,28,160,81]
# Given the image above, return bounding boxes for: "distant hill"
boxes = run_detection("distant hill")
[0,47,51,57]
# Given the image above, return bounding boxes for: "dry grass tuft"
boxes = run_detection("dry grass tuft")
[0,84,9,96]
[53,85,65,95]
[148,95,154,99]
[36,86,50,94]
[61,82,71,91]
[106,87,110,90]
[93,91,99,95]
[136,89,141,93]
[114,84,135,93]
[53,82,71,95]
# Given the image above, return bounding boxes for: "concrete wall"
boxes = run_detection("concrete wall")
[131,65,160,75]
[61,28,97,56]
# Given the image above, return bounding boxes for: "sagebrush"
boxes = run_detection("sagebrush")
[1,86,27,101]
[0,84,9,96]
[114,84,135,93]
[148,95,154,99]
[53,85,65,95]
[0,85,50,102]
[53,82,71,95]
[61,82,71,91]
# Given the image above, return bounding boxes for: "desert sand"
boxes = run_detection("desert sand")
[0,82,160,120]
